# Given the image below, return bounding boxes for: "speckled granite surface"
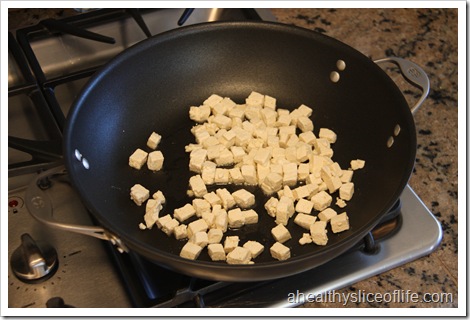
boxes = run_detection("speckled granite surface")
[8,8,458,308]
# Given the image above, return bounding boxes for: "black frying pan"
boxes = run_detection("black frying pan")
[60,21,425,281]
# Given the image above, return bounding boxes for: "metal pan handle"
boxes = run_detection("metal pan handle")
[24,165,128,253]
[375,57,430,114]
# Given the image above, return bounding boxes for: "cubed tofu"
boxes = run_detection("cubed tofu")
[161,218,179,236]
[156,214,172,229]
[264,95,276,110]
[201,161,217,184]
[243,241,265,259]
[207,228,224,244]
[203,192,222,207]
[180,242,203,260]
[297,116,314,132]
[187,218,209,238]
[264,197,279,218]
[282,162,298,187]
[261,172,283,195]
[299,233,313,245]
[130,184,149,206]
[147,132,162,150]
[310,221,328,246]
[230,146,246,163]
[189,105,211,123]
[224,235,240,253]
[174,203,196,223]
[189,149,207,173]
[226,246,252,264]
[336,197,347,208]
[174,224,188,240]
[295,199,313,215]
[294,213,317,230]
[330,212,350,233]
[228,208,245,228]
[147,150,164,171]
[214,209,228,232]
[229,167,245,184]
[192,198,211,217]
[311,191,333,211]
[241,165,257,185]
[189,175,207,198]
[293,185,311,200]
[152,190,166,203]
[189,231,209,248]
[350,159,366,170]
[276,196,295,225]
[339,182,355,201]
[216,188,236,210]
[203,94,224,107]
[271,223,292,243]
[318,208,337,222]
[321,165,342,193]
[270,242,291,261]
[214,168,230,184]
[319,128,337,143]
[207,243,226,261]
[144,199,162,229]
[297,163,310,181]
[232,189,256,209]
[299,131,317,145]
[212,97,236,116]
[341,170,354,183]
[243,209,259,224]
[246,91,265,108]
[129,148,148,170]
[215,148,234,166]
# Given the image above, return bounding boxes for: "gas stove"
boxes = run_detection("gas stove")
[7,8,442,309]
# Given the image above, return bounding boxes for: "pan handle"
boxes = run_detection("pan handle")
[24,165,129,253]
[374,57,430,114]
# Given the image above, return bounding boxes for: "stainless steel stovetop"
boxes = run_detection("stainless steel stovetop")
[6,8,442,310]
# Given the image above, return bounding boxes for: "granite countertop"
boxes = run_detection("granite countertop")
[8,8,458,308]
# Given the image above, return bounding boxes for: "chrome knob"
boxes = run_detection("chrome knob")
[10,233,58,282]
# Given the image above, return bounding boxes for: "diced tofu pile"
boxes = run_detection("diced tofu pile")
[129,92,365,264]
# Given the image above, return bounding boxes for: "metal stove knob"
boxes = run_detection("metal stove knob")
[10,233,58,282]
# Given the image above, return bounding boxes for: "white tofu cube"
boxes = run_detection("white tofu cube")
[270,242,291,261]
[228,208,245,228]
[264,95,276,110]
[189,149,207,173]
[189,175,207,197]
[147,132,162,150]
[310,221,328,246]
[318,208,337,222]
[156,214,172,229]
[297,163,310,181]
[174,203,196,223]
[311,191,333,211]
[299,233,313,245]
[189,105,211,123]
[215,148,234,166]
[276,113,292,127]
[230,146,246,163]
[297,104,313,117]
[350,159,366,170]
[339,182,355,201]
[207,243,226,261]
[214,209,228,232]
[192,198,211,217]
[203,94,224,107]
[243,209,259,224]
[253,148,272,167]
[202,211,216,227]
[224,235,240,253]
[264,197,279,218]
[321,165,342,193]
[212,97,235,116]
[174,224,188,240]
[297,116,314,132]
[243,241,265,259]
[319,128,337,143]
[261,172,283,195]
[129,148,148,170]
[152,190,166,203]
[161,218,179,236]
[214,168,230,184]
[336,197,347,208]
[180,242,203,260]
[341,170,354,183]
[331,212,350,233]
[232,189,256,209]
[292,185,311,200]
[229,167,245,184]
[187,218,209,238]
[226,246,252,264]
[246,91,265,108]
[130,184,149,206]
[201,161,217,184]
[207,228,224,244]
[144,199,162,229]
[271,223,292,243]
[282,162,298,187]
[241,165,257,185]
[276,196,294,225]
[147,150,164,171]
[295,199,314,215]
[189,231,209,248]
[299,131,316,145]
[216,188,236,210]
